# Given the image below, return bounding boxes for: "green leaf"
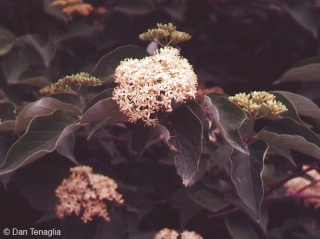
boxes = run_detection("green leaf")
[186,185,227,212]
[167,104,203,186]
[0,110,79,175]
[20,34,56,67]
[269,91,308,126]
[172,189,199,228]
[0,133,14,167]
[82,92,126,139]
[203,94,248,154]
[293,233,320,239]
[226,195,264,224]
[90,45,148,84]
[230,140,268,219]
[258,118,320,160]
[95,211,128,239]
[285,1,318,38]
[0,27,15,56]
[185,100,209,142]
[272,91,320,120]
[86,118,112,140]
[278,62,320,83]
[160,0,188,22]
[55,133,78,164]
[205,142,233,174]
[2,50,29,82]
[80,97,127,124]
[114,0,155,15]
[56,23,97,44]
[51,93,84,112]
[15,76,52,88]
[15,97,81,132]
[12,163,70,211]
[190,154,210,185]
[0,102,15,121]
[0,121,15,132]
[226,212,259,239]
[267,142,296,167]
[131,122,170,157]
[288,56,320,69]
[83,89,113,113]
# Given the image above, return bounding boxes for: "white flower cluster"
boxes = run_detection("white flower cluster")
[284,165,320,208]
[154,228,203,239]
[55,166,123,223]
[112,47,198,126]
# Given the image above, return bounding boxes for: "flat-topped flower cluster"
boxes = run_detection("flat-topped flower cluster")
[229,91,287,118]
[112,46,198,126]
[284,165,320,208]
[154,228,203,239]
[55,166,123,223]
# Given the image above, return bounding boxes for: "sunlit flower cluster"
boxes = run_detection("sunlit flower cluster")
[154,228,203,239]
[139,23,191,46]
[284,165,320,208]
[51,0,93,19]
[40,72,101,96]
[112,46,198,126]
[228,91,287,118]
[55,166,124,223]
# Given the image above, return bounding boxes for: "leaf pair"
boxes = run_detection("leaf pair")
[204,94,263,218]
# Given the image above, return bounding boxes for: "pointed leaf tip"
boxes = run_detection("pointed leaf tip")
[258,118,320,160]
[272,91,320,120]
[230,140,268,219]
[131,122,170,157]
[203,95,248,154]
[0,110,79,175]
[90,45,148,83]
[15,97,80,133]
[168,105,203,186]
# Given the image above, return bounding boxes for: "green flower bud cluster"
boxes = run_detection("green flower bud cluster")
[40,72,101,96]
[229,91,287,118]
[139,23,191,47]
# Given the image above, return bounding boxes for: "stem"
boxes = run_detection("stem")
[117,199,177,208]
[247,117,255,143]
[208,206,239,219]
[241,116,255,145]
[296,178,320,194]
[265,193,320,203]
[78,94,86,109]
[264,166,315,195]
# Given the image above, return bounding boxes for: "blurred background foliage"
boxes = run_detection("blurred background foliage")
[1,0,320,100]
[0,0,320,239]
